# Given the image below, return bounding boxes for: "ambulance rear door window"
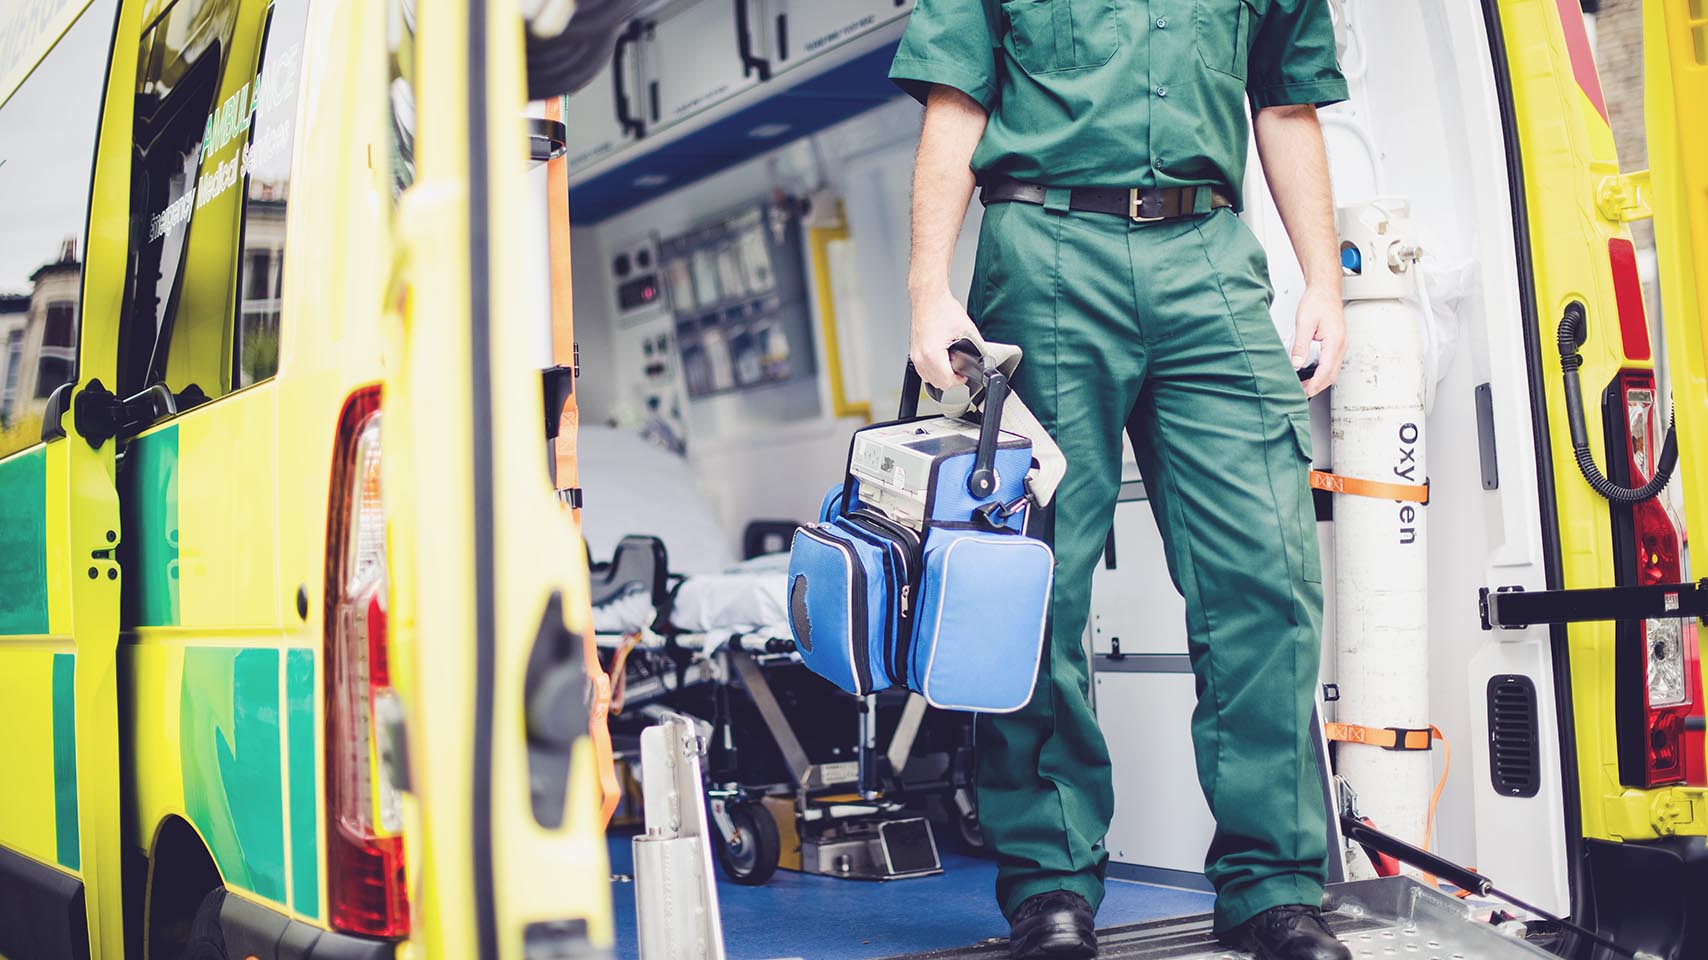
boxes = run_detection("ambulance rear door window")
[0,0,119,458]
[119,0,308,403]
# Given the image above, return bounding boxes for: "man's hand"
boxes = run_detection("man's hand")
[1294,284,1345,398]
[909,286,976,391]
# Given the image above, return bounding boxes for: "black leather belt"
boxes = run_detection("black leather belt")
[980,176,1234,222]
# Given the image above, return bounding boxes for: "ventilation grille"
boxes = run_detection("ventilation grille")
[1488,675,1541,798]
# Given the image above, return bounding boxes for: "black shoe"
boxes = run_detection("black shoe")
[1222,904,1352,960]
[1008,891,1098,959]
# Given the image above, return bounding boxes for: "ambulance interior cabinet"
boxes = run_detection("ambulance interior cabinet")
[641,0,762,136]
[1091,490,1215,886]
[563,43,642,176]
[753,0,914,79]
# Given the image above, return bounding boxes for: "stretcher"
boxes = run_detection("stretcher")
[589,534,982,884]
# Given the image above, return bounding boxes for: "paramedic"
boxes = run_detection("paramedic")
[891,3,1348,959]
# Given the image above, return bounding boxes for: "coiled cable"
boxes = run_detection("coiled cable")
[1556,301,1677,504]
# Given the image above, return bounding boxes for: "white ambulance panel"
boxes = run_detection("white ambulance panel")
[563,35,644,176]
[1096,671,1215,880]
[642,0,762,135]
[1089,494,1189,657]
[759,0,914,78]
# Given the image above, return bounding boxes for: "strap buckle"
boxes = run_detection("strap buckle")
[973,494,1031,531]
[1129,188,1165,222]
[1380,726,1435,751]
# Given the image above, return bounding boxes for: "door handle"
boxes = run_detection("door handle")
[612,20,645,139]
[734,0,772,81]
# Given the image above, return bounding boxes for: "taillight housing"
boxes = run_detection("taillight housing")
[1603,370,1702,788]
[325,386,410,937]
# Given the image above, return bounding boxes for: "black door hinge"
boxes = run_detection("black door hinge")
[1480,581,1708,630]
[73,380,179,448]
[542,365,576,440]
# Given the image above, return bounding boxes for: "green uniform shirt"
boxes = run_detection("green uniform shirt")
[889,0,1348,209]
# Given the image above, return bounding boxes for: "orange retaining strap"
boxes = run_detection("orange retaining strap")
[1328,723,1453,882]
[544,97,620,826]
[1310,470,1429,504]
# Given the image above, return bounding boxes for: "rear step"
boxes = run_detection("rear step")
[881,877,1555,959]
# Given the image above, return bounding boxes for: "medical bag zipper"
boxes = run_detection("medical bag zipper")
[844,509,924,686]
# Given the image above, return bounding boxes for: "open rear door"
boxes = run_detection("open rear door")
[1648,1,1708,561]
[382,0,611,956]
[0,2,134,956]
[1647,0,1708,793]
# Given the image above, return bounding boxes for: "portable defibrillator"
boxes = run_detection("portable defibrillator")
[788,341,1061,712]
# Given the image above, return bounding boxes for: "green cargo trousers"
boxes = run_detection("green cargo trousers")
[968,198,1328,934]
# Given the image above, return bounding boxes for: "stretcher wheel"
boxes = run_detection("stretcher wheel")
[952,809,986,855]
[715,802,780,885]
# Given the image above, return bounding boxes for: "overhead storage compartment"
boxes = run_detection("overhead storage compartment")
[562,1,910,223]
[563,36,643,174]
[750,0,915,80]
[640,0,762,136]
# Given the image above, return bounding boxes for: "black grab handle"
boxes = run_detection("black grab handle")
[612,20,645,139]
[968,369,1007,499]
[733,0,772,80]
[898,339,1007,499]
[898,361,923,419]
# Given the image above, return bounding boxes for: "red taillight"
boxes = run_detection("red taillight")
[1612,371,1699,787]
[1608,238,1652,362]
[325,386,410,938]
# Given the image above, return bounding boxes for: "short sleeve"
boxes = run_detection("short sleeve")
[888,0,1002,111]
[1246,0,1349,110]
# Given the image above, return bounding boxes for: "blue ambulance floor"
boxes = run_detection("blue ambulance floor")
[607,833,1215,960]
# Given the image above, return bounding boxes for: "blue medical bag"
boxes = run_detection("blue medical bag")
[788,343,1054,712]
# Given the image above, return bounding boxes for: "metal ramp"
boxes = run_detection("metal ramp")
[881,877,1556,960]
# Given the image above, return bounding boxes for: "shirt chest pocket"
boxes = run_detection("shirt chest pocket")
[1001,0,1121,75]
[1194,0,1267,80]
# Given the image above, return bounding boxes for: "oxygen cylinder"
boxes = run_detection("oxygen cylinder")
[1331,199,1431,863]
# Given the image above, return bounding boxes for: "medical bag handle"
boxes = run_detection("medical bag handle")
[961,353,1008,499]
[898,340,1008,499]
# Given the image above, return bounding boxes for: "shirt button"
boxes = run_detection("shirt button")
[1154,156,1165,167]
[1156,16,1168,28]
[1155,85,1168,97]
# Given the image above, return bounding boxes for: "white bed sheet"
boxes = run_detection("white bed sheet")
[593,553,791,643]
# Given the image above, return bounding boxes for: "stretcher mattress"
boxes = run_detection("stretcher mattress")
[593,553,791,640]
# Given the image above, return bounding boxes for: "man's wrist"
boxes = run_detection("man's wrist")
[1302,273,1343,298]
[908,277,951,299]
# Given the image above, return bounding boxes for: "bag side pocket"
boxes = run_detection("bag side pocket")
[911,528,1053,712]
[789,526,890,695]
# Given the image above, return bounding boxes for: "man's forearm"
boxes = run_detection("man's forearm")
[908,85,988,296]
[1253,104,1340,291]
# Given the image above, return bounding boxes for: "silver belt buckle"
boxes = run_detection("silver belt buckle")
[1129,188,1165,222]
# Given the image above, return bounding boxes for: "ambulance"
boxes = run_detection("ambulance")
[0,0,1705,959]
